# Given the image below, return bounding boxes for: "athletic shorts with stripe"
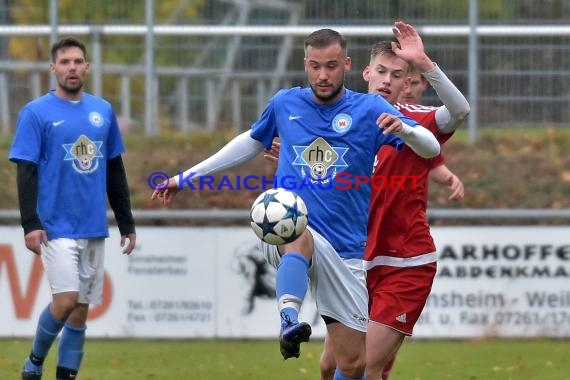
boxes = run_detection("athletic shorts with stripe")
[260,226,368,332]
[367,262,437,335]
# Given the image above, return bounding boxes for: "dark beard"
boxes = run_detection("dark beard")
[60,83,83,95]
[310,83,344,103]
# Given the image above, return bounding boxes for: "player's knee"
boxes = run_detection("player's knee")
[336,355,366,378]
[319,353,336,380]
[52,292,80,319]
[66,303,90,327]
[319,365,335,380]
[280,229,314,259]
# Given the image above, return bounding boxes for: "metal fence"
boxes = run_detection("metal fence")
[1,208,569,225]
[1,0,570,139]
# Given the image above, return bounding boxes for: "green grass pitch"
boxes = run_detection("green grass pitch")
[1,338,569,379]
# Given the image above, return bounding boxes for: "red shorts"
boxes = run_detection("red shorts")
[367,263,437,335]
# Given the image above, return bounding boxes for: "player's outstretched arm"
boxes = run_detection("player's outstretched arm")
[429,164,464,201]
[378,113,440,158]
[151,178,181,205]
[151,130,265,205]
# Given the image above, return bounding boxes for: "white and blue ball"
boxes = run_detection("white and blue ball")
[250,188,309,245]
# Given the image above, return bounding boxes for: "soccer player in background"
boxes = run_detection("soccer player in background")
[363,22,470,379]
[9,37,136,380]
[372,58,466,380]
[152,28,440,380]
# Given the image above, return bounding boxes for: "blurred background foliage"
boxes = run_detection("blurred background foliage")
[1,1,569,218]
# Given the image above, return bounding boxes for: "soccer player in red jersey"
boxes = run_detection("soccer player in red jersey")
[363,21,470,379]
[372,69,465,380]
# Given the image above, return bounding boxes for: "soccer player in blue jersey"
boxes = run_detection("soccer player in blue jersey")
[9,37,136,380]
[152,28,439,380]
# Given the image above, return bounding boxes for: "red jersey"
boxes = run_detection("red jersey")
[365,103,452,263]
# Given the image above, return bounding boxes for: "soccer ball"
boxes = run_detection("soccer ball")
[250,188,309,245]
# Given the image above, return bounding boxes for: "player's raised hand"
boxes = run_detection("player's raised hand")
[151,177,180,205]
[263,141,281,163]
[377,113,403,135]
[391,21,435,72]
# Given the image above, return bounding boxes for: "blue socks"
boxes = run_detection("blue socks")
[24,304,65,373]
[333,368,366,380]
[275,253,309,328]
[57,323,86,378]
[23,303,86,379]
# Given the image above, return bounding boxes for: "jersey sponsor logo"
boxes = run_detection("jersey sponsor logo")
[52,120,65,127]
[292,137,348,183]
[332,113,352,133]
[63,134,104,174]
[288,114,302,120]
[89,111,104,127]
[396,313,407,323]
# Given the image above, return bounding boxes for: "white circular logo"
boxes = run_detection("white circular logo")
[332,113,352,133]
[89,112,104,127]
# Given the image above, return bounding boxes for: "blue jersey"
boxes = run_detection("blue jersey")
[251,87,419,259]
[9,91,125,239]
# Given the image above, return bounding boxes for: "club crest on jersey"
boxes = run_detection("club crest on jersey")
[332,113,352,133]
[292,137,348,183]
[89,112,104,127]
[63,134,103,174]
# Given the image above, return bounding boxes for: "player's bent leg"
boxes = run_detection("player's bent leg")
[366,263,436,379]
[273,230,314,359]
[55,237,104,379]
[23,238,84,380]
[320,332,336,380]
[326,321,366,379]
[365,322,405,380]
[21,293,78,380]
[21,303,66,380]
[276,253,310,326]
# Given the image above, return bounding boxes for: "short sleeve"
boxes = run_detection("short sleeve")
[250,97,278,149]
[9,107,42,164]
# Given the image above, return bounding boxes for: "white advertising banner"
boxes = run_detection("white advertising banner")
[0,227,220,338]
[0,226,324,338]
[415,226,570,338]
[1,226,568,338]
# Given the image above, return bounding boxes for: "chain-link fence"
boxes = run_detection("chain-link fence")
[0,0,569,137]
